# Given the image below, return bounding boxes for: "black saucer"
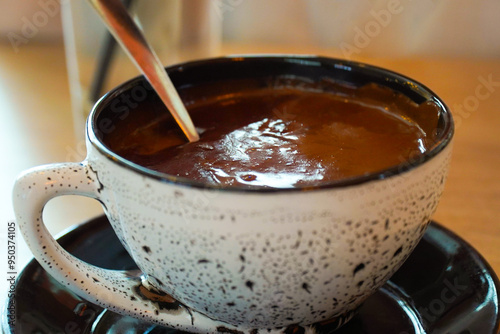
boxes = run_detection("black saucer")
[2,216,499,334]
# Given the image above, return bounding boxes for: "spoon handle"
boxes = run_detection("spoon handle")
[88,0,199,142]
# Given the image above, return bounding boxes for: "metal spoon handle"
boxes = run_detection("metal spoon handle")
[88,0,199,142]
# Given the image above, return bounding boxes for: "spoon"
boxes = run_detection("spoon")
[87,0,199,142]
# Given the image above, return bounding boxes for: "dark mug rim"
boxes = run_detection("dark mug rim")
[87,55,454,193]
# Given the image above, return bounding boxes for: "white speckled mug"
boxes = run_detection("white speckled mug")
[14,56,453,333]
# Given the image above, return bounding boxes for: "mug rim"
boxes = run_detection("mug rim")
[87,55,454,193]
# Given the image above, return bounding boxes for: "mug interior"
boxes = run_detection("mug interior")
[88,55,453,191]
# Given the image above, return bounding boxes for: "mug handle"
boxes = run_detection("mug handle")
[13,162,229,333]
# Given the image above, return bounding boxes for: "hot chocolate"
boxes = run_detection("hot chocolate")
[16,56,453,332]
[103,82,434,188]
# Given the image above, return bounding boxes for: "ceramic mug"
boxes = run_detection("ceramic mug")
[13,56,454,333]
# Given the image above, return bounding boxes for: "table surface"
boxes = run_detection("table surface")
[1,42,499,302]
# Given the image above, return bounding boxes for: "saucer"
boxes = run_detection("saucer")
[2,215,499,334]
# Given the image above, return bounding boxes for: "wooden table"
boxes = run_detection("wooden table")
[1,42,499,300]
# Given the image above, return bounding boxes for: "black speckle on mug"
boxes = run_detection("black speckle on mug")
[393,246,403,258]
[243,280,255,291]
[353,263,365,276]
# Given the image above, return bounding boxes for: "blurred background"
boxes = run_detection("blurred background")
[0,0,499,306]
[3,0,500,56]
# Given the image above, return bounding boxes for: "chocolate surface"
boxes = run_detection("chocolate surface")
[103,85,433,188]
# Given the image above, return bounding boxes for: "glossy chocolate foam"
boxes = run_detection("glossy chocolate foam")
[102,81,441,189]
